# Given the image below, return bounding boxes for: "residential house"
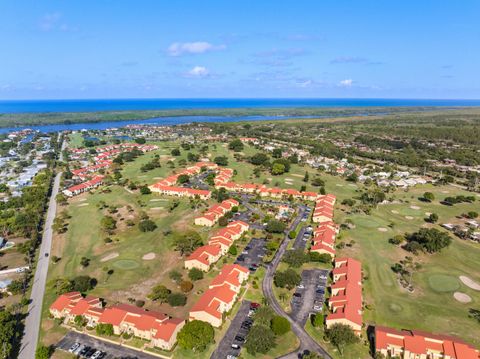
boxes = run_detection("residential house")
[326,257,363,334]
[373,326,479,359]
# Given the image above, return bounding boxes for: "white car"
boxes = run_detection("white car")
[90,351,103,359]
[297,284,305,289]
[73,345,85,355]
[313,305,322,311]
[68,343,80,353]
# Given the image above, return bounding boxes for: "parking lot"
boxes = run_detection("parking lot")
[56,331,159,359]
[290,269,329,326]
[234,237,266,272]
[292,225,313,250]
[211,300,259,359]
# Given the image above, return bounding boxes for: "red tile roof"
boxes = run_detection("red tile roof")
[375,326,479,359]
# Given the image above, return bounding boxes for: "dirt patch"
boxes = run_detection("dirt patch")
[454,292,472,303]
[391,210,399,214]
[459,276,480,291]
[77,203,89,207]
[378,228,388,232]
[405,216,414,220]
[410,205,420,210]
[100,252,119,262]
[142,252,156,260]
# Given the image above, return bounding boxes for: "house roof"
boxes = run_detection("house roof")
[374,326,479,359]
[49,291,83,312]
[153,318,185,341]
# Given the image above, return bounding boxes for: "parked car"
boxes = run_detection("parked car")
[235,336,245,342]
[74,345,85,355]
[90,351,103,359]
[231,344,240,349]
[250,302,260,309]
[68,343,80,353]
[293,292,302,298]
[297,283,305,289]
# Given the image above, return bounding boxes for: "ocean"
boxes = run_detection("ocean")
[1,98,480,114]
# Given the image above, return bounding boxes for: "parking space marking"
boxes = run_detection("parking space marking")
[211,300,253,359]
[56,331,160,359]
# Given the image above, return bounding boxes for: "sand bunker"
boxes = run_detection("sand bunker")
[460,276,480,291]
[291,174,304,178]
[150,207,164,210]
[101,252,119,262]
[348,184,357,187]
[77,203,89,207]
[441,190,449,194]
[142,252,156,260]
[405,216,414,220]
[410,205,420,210]
[78,198,87,202]
[425,212,432,216]
[378,228,388,232]
[391,210,399,214]
[454,292,472,303]
[150,198,167,202]
[336,184,343,187]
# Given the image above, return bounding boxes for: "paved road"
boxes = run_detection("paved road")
[262,206,333,359]
[20,138,64,359]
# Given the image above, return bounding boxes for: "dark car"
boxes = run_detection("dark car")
[237,255,245,261]
[293,292,302,298]
[235,336,245,342]
[250,302,260,309]
[79,346,90,357]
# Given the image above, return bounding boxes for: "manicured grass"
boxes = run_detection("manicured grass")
[304,321,371,359]
[240,330,300,359]
[335,182,480,346]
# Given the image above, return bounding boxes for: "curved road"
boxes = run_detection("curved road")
[262,206,332,359]
[20,138,64,359]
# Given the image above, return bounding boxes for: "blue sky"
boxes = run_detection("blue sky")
[0,0,479,99]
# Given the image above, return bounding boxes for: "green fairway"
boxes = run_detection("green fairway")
[335,182,480,346]
[427,274,460,293]
[113,259,140,270]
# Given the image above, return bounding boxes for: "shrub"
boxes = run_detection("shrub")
[180,280,193,293]
[140,186,151,195]
[177,320,214,351]
[271,315,290,335]
[188,268,204,281]
[96,323,114,336]
[167,292,187,307]
[139,219,157,232]
[228,245,238,256]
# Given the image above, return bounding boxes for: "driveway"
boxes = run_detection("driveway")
[56,331,160,359]
[210,300,251,359]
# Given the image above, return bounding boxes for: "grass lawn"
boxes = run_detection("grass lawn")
[67,132,84,148]
[305,321,371,359]
[240,330,300,359]
[334,182,480,346]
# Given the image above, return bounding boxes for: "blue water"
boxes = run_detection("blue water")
[1,98,480,113]
[0,115,316,134]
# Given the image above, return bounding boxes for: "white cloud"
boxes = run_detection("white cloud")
[339,79,353,87]
[39,12,75,32]
[167,42,226,56]
[297,80,312,88]
[186,66,210,78]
